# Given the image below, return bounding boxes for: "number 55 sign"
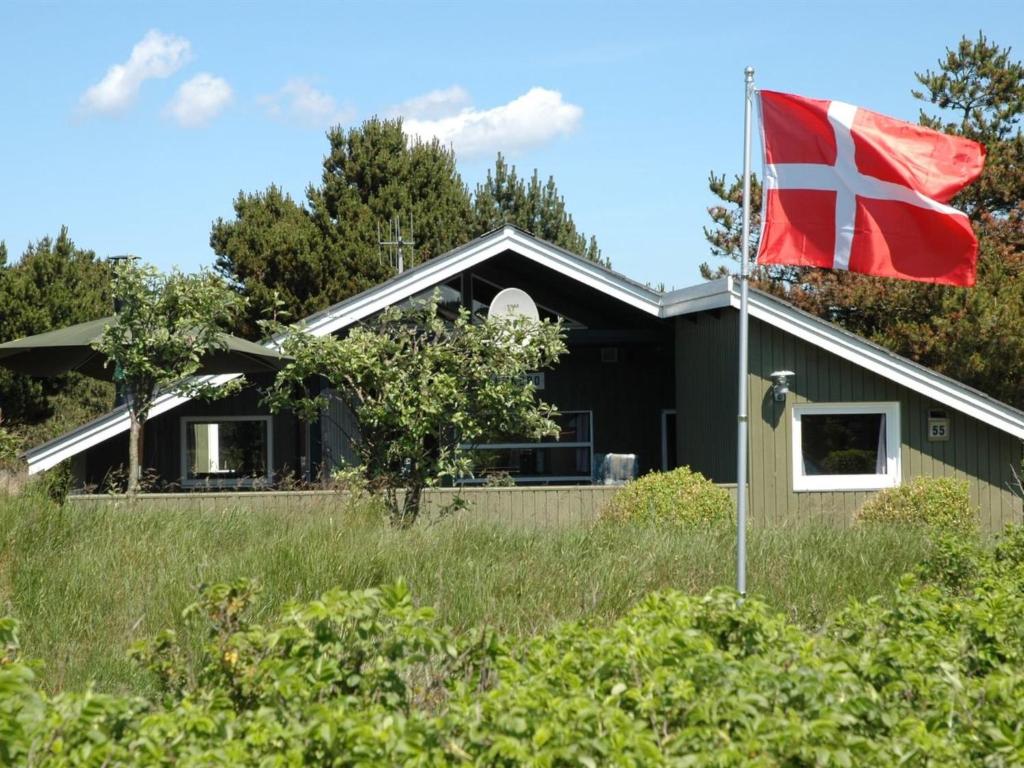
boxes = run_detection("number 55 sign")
[928,410,950,442]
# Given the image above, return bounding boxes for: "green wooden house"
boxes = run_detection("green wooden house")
[23,227,1024,527]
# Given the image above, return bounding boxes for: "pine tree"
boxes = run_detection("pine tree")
[213,118,476,337]
[472,153,606,265]
[0,228,113,442]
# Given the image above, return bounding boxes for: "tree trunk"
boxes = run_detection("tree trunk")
[125,386,147,497]
[127,409,142,496]
[386,483,423,528]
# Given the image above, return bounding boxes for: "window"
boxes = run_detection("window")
[461,411,593,484]
[470,275,586,329]
[399,276,463,319]
[791,402,900,492]
[181,416,273,487]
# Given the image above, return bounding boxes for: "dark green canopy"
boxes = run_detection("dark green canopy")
[0,317,289,380]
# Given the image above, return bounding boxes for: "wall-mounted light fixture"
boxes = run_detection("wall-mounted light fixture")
[770,370,795,402]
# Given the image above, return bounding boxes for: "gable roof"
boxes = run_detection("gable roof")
[23,226,661,474]
[22,227,1024,474]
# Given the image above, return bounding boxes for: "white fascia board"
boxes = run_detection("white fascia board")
[303,228,661,338]
[503,229,662,315]
[746,294,1024,440]
[660,277,735,317]
[25,373,240,474]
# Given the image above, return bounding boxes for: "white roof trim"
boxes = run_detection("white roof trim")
[25,374,240,473]
[661,277,735,317]
[24,229,1024,474]
[743,291,1024,441]
[300,227,661,338]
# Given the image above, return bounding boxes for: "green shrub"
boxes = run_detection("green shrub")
[8,533,1024,765]
[602,466,733,526]
[856,476,977,533]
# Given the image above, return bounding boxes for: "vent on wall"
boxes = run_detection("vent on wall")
[600,347,619,364]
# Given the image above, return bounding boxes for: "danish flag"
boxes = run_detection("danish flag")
[756,90,985,286]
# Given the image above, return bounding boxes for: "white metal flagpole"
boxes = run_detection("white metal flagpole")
[736,66,755,598]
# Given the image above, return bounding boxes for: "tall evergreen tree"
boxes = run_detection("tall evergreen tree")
[0,228,113,443]
[213,121,602,337]
[213,118,475,337]
[473,153,604,264]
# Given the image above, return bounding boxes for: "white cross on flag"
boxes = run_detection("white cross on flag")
[756,90,985,286]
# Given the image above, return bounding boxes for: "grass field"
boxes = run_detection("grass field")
[0,491,933,695]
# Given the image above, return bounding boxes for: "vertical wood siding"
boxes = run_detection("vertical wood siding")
[676,310,1024,530]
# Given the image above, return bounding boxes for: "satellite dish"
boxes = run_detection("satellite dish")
[487,288,540,323]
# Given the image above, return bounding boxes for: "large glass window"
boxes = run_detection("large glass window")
[791,403,900,491]
[462,411,593,484]
[182,417,272,486]
[470,275,586,329]
[400,276,463,319]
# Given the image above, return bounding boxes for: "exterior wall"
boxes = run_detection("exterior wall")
[79,377,302,490]
[543,340,673,477]
[472,254,675,478]
[676,310,1024,529]
[674,312,739,482]
[316,253,676,481]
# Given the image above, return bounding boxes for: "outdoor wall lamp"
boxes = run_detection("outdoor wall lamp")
[770,370,795,402]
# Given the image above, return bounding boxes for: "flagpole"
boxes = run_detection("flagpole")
[736,66,755,598]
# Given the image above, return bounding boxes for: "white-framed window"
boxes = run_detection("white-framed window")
[460,410,594,484]
[181,415,273,487]
[791,402,900,492]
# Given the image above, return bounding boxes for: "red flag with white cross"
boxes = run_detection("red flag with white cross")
[756,90,985,286]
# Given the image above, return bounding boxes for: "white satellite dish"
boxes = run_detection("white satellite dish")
[487,288,540,323]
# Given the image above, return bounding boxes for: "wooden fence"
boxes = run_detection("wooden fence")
[67,485,741,528]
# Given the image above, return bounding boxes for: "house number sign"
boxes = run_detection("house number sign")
[927,410,950,442]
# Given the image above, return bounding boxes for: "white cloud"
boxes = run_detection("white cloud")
[259,79,354,128]
[400,87,583,157]
[80,29,191,114]
[164,74,232,127]
[389,85,470,121]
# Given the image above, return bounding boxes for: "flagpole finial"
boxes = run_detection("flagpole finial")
[745,66,754,81]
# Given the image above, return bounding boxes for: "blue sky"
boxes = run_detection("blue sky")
[1,0,1020,289]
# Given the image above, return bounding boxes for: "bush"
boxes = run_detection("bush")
[602,466,733,526]
[8,530,1024,764]
[856,476,977,533]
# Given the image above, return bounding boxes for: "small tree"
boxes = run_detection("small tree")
[263,294,567,526]
[94,261,244,495]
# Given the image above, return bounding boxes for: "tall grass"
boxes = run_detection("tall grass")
[0,492,932,695]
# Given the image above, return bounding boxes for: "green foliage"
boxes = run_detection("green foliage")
[603,466,733,526]
[0,228,113,443]
[265,294,566,525]
[856,476,978,533]
[914,31,1024,217]
[212,121,602,339]
[7,524,1024,764]
[94,260,245,493]
[0,494,931,694]
[213,118,473,337]
[0,419,18,464]
[210,185,342,338]
[473,152,605,264]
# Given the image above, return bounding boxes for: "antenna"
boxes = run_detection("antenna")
[378,214,416,274]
